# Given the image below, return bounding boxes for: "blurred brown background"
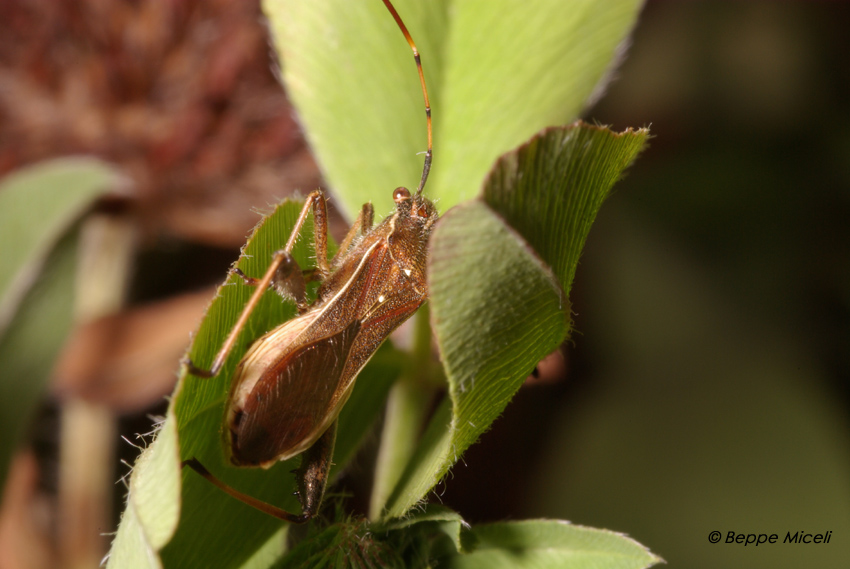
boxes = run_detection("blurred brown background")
[1,1,849,569]
[0,2,324,568]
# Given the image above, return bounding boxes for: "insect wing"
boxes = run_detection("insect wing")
[228,319,361,467]
[325,240,428,386]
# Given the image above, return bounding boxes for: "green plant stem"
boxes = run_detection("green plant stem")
[59,212,135,569]
[369,306,436,520]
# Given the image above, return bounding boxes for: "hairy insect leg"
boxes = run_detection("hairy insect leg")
[233,252,308,312]
[183,190,328,378]
[332,203,375,267]
[294,420,336,519]
[180,421,336,523]
[231,190,332,311]
[308,190,331,280]
[181,458,307,523]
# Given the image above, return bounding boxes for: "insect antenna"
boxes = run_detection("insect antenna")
[381,0,432,197]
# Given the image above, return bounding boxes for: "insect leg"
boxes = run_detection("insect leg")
[233,253,308,312]
[331,202,375,266]
[181,420,335,524]
[294,420,336,520]
[182,458,307,523]
[361,202,375,232]
[309,189,331,280]
[183,190,326,378]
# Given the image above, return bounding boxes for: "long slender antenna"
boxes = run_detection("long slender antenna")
[381,0,432,197]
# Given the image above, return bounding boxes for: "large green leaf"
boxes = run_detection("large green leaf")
[484,124,651,294]
[107,408,180,569]
[0,158,123,490]
[0,234,78,490]
[382,124,648,518]
[0,158,124,334]
[263,0,643,216]
[441,520,662,569]
[107,200,402,569]
[160,201,316,569]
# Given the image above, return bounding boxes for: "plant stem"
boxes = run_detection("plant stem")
[369,305,435,521]
[59,212,135,569]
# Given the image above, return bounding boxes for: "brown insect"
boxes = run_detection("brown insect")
[182,0,437,523]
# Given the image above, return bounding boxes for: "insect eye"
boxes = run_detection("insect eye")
[393,187,411,203]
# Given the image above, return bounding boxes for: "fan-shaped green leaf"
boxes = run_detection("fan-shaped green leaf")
[383,124,648,518]
[484,123,650,294]
[263,0,643,216]
[108,201,401,568]
[441,520,662,569]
